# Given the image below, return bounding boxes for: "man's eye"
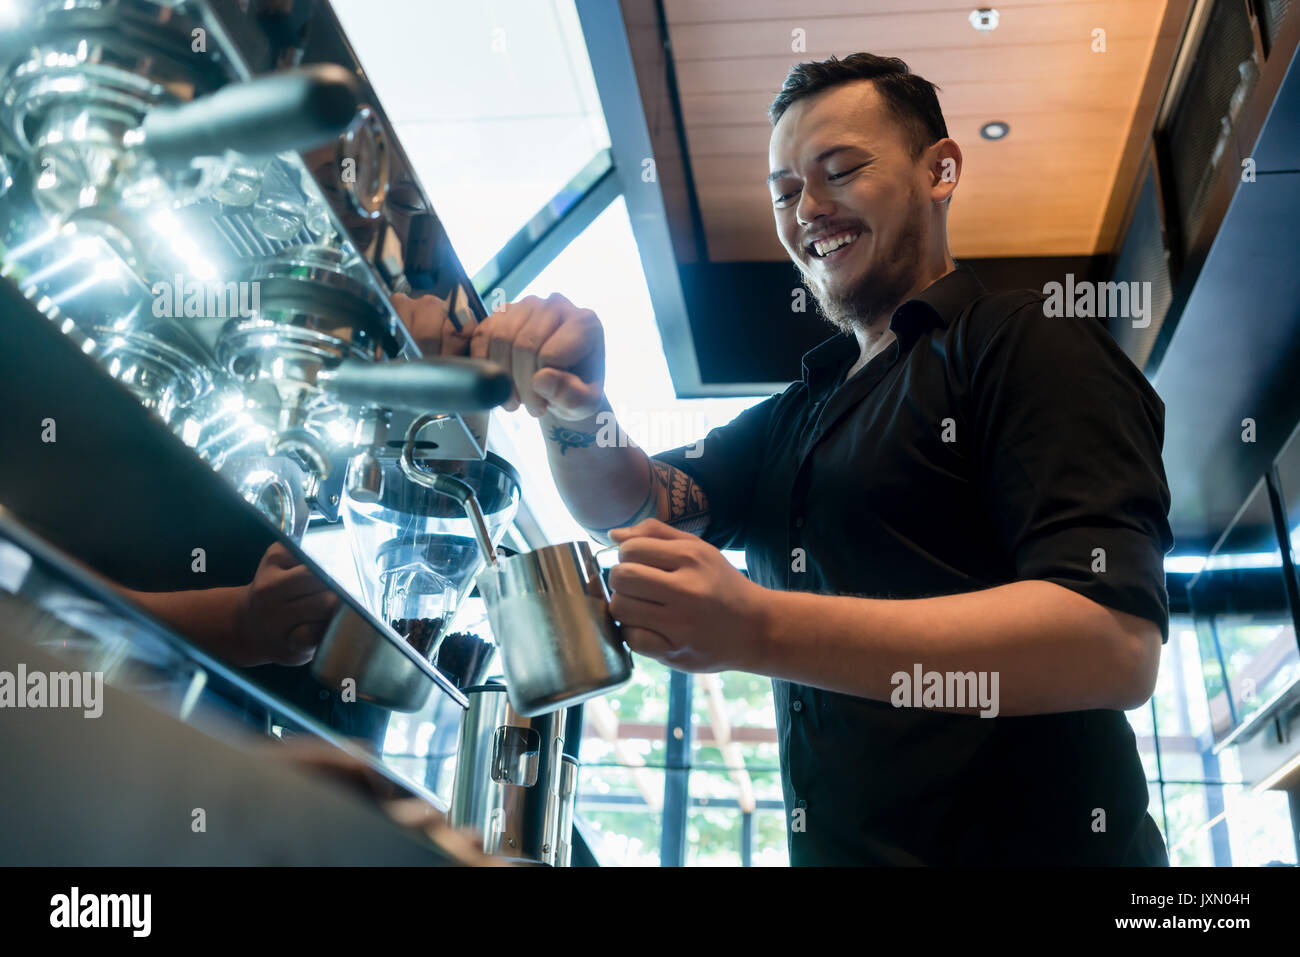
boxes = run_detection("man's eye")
[829,162,868,181]
[772,189,799,208]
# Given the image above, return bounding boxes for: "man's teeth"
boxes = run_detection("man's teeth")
[812,232,859,257]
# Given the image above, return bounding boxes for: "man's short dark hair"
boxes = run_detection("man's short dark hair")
[768,53,948,159]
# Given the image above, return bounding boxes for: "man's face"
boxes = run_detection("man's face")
[768,81,934,333]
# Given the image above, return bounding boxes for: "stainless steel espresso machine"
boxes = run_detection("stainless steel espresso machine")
[0,0,590,865]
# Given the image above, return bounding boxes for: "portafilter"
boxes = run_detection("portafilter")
[2,54,362,221]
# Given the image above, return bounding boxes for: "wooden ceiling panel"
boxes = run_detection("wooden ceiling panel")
[680,77,1145,128]
[689,141,1117,191]
[663,0,1091,24]
[666,2,1164,61]
[685,108,1123,157]
[662,0,1176,261]
[673,39,1152,96]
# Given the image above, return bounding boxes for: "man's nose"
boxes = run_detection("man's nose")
[795,183,835,226]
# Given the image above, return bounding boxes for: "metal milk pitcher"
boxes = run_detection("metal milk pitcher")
[395,423,631,718]
[477,541,632,717]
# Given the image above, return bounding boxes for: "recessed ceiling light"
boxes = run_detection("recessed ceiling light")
[980,121,1010,140]
[969,8,999,31]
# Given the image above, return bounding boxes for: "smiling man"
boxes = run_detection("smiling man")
[393,53,1174,866]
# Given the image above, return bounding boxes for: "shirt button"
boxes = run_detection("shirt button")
[318,690,330,700]
[791,699,803,713]
[793,516,804,528]
[797,799,808,810]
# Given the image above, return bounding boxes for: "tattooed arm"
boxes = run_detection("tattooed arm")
[389,289,711,542]
[539,397,710,545]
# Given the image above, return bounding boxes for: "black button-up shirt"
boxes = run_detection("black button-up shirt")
[653,265,1174,866]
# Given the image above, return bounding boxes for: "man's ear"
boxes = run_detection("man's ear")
[929,138,961,204]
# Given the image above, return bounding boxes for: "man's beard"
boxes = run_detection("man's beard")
[801,212,925,336]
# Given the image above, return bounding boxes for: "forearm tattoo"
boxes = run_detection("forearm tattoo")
[546,423,597,455]
[591,459,710,536]
[656,460,710,533]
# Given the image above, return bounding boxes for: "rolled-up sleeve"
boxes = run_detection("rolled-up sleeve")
[969,305,1174,640]
[651,394,778,550]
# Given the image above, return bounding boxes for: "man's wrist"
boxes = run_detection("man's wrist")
[539,395,614,456]
[539,393,611,431]
[228,585,265,667]
[748,584,787,675]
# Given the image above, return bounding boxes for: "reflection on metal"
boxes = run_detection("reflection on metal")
[0,510,452,813]
[338,106,389,221]
[556,753,579,866]
[0,0,506,810]
[178,668,208,723]
[450,682,568,863]
[312,602,458,712]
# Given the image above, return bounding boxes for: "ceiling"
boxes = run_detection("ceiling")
[662,0,1176,261]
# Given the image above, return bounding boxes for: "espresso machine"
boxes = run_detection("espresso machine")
[0,0,589,863]
[450,680,576,865]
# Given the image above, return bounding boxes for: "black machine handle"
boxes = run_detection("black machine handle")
[317,357,512,413]
[139,64,362,164]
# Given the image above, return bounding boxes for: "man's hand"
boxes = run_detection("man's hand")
[391,290,478,359]
[391,290,606,421]
[237,542,341,666]
[606,519,771,672]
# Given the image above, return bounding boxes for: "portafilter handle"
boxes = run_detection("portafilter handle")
[398,414,500,567]
[136,64,362,165]
[316,356,512,414]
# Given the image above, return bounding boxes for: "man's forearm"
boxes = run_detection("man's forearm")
[750,580,1160,716]
[110,584,253,665]
[539,397,656,541]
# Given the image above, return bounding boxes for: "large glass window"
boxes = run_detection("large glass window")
[687,671,786,866]
[331,0,610,275]
[1129,616,1298,866]
[576,658,673,866]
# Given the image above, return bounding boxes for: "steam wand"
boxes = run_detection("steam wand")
[398,413,499,567]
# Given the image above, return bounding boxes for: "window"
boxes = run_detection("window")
[1129,617,1298,866]
[686,671,786,866]
[331,0,610,275]
[576,658,673,866]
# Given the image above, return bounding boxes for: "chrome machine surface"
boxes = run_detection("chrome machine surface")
[0,0,513,808]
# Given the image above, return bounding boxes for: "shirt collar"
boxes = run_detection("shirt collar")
[800,264,987,387]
